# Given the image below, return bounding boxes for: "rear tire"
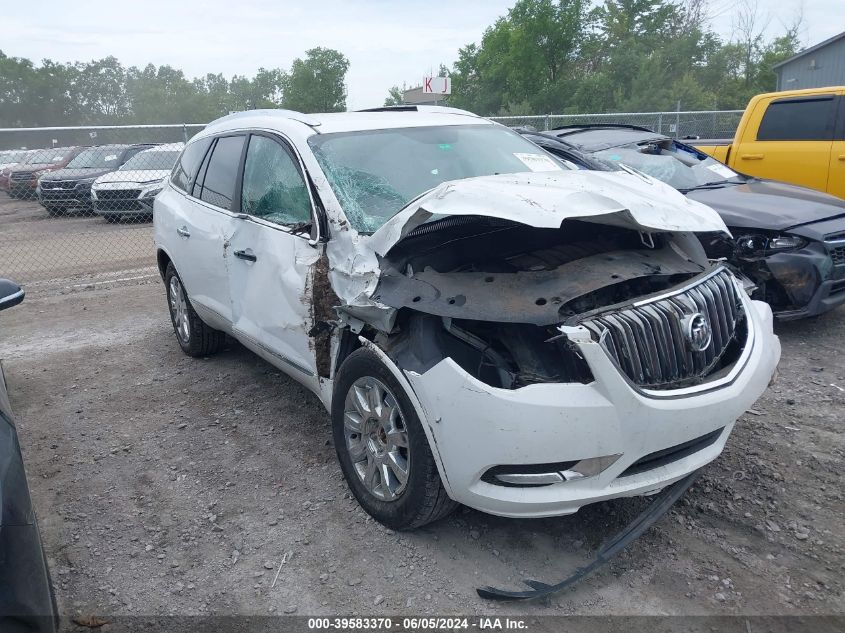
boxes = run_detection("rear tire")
[164,263,225,357]
[332,347,457,530]
[103,214,119,223]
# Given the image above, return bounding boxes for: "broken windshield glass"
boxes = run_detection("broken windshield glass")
[309,124,569,232]
[592,141,742,191]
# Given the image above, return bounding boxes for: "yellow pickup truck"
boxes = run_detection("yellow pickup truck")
[695,87,845,199]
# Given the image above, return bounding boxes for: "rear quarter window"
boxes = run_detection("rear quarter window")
[171,138,213,192]
[756,97,836,141]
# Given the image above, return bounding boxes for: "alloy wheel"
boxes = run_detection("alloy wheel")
[343,377,410,501]
[169,276,190,345]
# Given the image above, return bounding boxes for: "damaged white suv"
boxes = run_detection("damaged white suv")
[154,107,780,530]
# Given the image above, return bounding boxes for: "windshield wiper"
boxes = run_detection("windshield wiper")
[678,180,741,194]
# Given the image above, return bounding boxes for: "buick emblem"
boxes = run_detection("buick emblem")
[683,312,712,352]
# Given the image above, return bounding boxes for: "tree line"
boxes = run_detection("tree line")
[0,47,349,127]
[388,0,803,115]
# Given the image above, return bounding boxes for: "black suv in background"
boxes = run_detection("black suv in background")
[37,144,156,216]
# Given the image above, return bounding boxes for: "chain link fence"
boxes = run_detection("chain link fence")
[0,124,204,291]
[1,110,742,292]
[489,110,743,139]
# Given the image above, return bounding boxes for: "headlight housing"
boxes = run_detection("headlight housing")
[75,178,96,189]
[735,232,806,256]
[141,187,163,198]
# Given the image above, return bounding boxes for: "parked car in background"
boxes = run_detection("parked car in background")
[0,151,36,192]
[2,147,83,200]
[523,125,845,320]
[694,87,845,199]
[155,108,779,530]
[0,280,59,633]
[37,143,156,216]
[0,150,35,172]
[92,142,183,222]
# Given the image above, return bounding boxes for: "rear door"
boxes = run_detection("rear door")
[164,135,245,328]
[828,93,845,199]
[736,94,836,192]
[227,132,321,385]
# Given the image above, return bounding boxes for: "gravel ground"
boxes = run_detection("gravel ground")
[0,197,153,286]
[1,275,843,620]
[1,192,844,621]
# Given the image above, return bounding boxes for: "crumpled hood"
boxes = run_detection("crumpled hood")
[369,170,729,255]
[686,179,845,232]
[94,169,170,187]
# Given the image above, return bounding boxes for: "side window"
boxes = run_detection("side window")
[192,141,214,198]
[171,138,212,192]
[241,134,312,226]
[199,135,245,210]
[756,97,835,141]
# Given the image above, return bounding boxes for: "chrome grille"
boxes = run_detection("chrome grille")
[581,268,746,389]
[10,171,32,181]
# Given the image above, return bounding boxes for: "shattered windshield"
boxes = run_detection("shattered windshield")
[591,140,741,191]
[308,124,569,232]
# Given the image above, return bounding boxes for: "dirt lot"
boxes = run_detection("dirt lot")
[0,196,843,619]
[0,196,154,288]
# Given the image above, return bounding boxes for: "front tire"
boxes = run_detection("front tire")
[332,347,457,530]
[164,263,225,357]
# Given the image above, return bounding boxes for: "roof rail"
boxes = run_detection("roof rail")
[356,105,479,117]
[208,109,321,128]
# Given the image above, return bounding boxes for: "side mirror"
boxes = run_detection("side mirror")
[0,279,24,311]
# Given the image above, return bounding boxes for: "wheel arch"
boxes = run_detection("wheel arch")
[348,337,456,500]
[156,248,173,281]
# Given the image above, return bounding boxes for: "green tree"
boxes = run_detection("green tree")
[281,47,350,113]
[384,85,405,106]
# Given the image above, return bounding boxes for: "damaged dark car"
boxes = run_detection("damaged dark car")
[522,124,845,320]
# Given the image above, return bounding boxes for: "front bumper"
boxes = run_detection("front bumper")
[764,241,845,320]
[93,198,154,216]
[404,298,780,518]
[38,188,92,209]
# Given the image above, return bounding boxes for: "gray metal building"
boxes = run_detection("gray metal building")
[774,31,845,90]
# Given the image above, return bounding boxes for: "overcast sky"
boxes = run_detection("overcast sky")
[5,0,843,112]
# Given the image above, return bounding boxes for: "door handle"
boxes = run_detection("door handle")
[740,154,764,160]
[234,249,257,262]
[176,226,190,238]
[838,155,845,161]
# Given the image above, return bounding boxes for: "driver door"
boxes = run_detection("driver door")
[227,132,322,387]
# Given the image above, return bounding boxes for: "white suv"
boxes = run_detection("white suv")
[154,107,780,530]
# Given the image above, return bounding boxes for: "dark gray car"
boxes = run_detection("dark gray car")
[0,280,58,633]
[522,125,845,320]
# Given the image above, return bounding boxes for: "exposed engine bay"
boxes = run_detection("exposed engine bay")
[345,217,742,391]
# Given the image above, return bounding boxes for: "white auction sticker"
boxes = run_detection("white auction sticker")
[513,153,563,172]
[105,154,118,161]
[706,163,735,178]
